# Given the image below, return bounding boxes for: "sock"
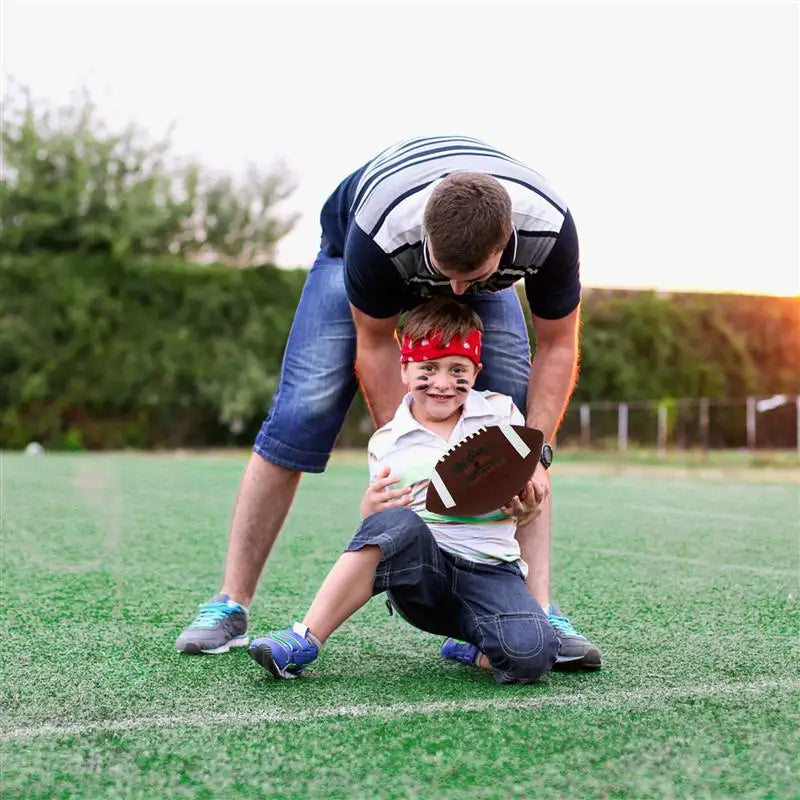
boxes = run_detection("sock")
[292,621,322,651]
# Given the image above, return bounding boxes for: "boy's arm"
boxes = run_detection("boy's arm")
[361,440,411,519]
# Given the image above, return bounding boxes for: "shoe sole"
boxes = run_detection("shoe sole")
[248,644,296,679]
[176,635,250,655]
[553,646,603,671]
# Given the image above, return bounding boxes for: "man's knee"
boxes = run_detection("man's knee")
[481,612,559,683]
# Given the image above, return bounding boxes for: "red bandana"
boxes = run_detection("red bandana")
[399,329,482,365]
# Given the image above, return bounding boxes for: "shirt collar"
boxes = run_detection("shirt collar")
[384,390,497,444]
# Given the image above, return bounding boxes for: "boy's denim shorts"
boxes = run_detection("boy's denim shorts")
[253,248,532,473]
[345,507,558,684]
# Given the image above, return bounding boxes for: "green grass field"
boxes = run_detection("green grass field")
[2,452,798,799]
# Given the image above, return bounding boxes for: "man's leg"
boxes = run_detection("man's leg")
[220,455,301,607]
[464,288,602,669]
[176,249,359,654]
[515,483,552,610]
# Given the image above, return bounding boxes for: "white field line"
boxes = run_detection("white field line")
[2,677,798,743]
[573,546,797,576]
[624,503,792,526]
[567,499,787,526]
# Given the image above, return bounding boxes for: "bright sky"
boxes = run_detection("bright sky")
[2,0,798,295]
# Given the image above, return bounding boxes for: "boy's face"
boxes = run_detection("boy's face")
[401,355,481,424]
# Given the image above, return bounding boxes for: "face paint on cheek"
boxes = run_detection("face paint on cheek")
[455,378,470,394]
[413,374,430,392]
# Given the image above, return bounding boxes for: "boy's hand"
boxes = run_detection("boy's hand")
[360,466,413,519]
[500,469,549,525]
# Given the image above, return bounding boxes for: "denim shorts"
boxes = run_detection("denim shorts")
[254,249,532,473]
[345,507,558,684]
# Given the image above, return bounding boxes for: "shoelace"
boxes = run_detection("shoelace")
[548,613,579,637]
[191,602,239,629]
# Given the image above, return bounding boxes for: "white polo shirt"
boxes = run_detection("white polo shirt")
[368,389,526,566]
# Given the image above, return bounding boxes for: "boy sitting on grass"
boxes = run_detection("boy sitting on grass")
[248,298,559,683]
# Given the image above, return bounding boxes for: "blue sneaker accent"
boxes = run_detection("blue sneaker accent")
[249,622,320,679]
[176,593,249,654]
[440,638,479,666]
[548,606,603,669]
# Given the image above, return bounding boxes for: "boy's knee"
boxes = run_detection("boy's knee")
[481,612,559,684]
[350,507,429,557]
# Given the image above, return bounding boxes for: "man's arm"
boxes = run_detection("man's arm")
[350,305,406,428]
[526,305,580,441]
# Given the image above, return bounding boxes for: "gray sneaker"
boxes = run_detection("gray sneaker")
[176,593,249,654]
[549,606,603,670]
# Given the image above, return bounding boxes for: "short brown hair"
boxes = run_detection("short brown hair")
[398,297,484,346]
[424,172,513,274]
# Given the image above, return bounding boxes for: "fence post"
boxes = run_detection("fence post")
[699,397,710,457]
[657,403,668,459]
[580,403,591,449]
[746,396,756,451]
[618,402,628,452]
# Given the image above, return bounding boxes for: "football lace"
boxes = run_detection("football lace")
[437,426,488,462]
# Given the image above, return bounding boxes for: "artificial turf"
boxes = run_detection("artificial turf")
[1,452,798,799]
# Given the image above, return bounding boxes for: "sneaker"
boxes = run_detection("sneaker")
[549,605,603,670]
[175,593,249,654]
[441,638,480,666]
[248,622,320,679]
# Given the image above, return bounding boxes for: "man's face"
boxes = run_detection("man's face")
[428,246,503,295]
[400,355,481,424]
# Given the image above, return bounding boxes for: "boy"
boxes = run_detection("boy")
[248,298,559,683]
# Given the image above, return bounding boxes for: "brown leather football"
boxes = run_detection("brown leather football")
[425,425,545,516]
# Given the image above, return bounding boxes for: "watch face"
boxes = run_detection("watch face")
[540,443,553,468]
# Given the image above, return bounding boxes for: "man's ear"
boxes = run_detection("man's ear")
[474,362,483,378]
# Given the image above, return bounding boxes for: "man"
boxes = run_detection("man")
[176,135,601,668]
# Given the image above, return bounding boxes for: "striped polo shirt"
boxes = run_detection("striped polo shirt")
[320,135,581,320]
[368,389,527,567]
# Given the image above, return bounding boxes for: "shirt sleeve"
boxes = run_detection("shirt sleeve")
[343,224,409,318]
[510,401,525,426]
[524,208,582,319]
[367,448,382,484]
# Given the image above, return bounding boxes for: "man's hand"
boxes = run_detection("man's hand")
[500,467,550,525]
[360,466,412,519]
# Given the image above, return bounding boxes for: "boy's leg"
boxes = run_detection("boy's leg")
[176,250,359,654]
[303,547,383,642]
[451,556,559,684]
[248,547,382,679]
[249,508,458,677]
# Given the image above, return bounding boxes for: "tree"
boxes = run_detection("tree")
[0,83,298,265]
[192,163,299,267]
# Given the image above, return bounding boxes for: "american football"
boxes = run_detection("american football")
[425,425,545,517]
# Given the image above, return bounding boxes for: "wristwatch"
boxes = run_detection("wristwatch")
[539,442,553,470]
